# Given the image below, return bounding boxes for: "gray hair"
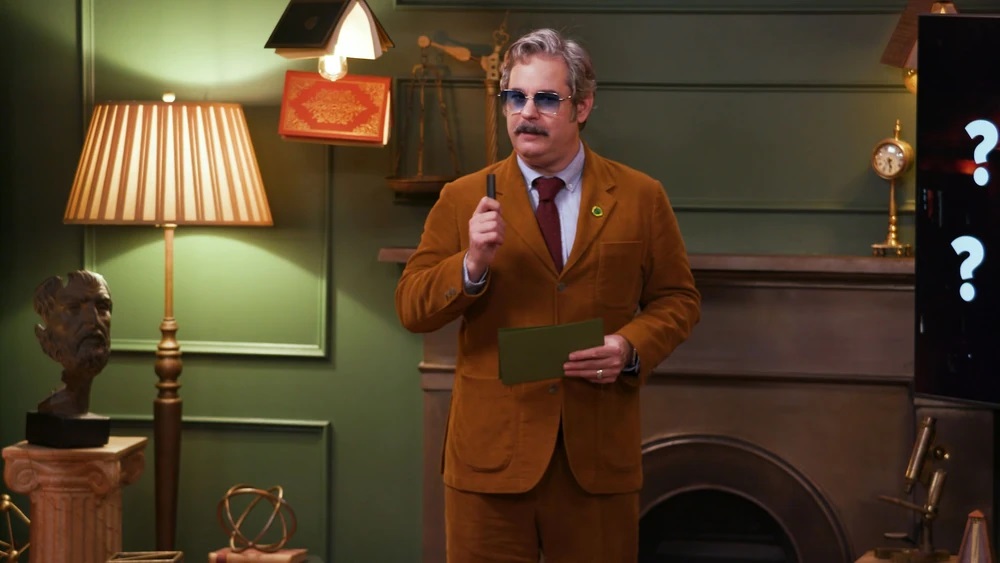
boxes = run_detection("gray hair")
[499,28,597,106]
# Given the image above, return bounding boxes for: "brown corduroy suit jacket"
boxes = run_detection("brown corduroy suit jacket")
[396,145,701,495]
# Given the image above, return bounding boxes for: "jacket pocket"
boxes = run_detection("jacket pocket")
[596,241,643,314]
[598,384,642,472]
[451,375,516,472]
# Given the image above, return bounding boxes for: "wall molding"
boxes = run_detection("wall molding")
[393,0,1000,13]
[398,78,916,214]
[78,0,331,358]
[671,200,916,214]
[108,414,332,433]
[402,76,908,93]
[106,414,335,561]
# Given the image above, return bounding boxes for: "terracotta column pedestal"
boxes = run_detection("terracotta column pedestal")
[2,436,147,563]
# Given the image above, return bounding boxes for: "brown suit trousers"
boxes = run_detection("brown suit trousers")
[444,433,639,563]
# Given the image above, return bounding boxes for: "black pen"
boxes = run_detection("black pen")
[486,174,496,199]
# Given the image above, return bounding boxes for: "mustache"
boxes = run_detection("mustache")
[515,124,548,136]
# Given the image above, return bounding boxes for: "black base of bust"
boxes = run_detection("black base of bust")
[25,411,110,448]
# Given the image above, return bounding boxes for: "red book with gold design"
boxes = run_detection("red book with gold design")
[278,70,391,147]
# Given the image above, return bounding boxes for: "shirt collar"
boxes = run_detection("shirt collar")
[516,142,586,194]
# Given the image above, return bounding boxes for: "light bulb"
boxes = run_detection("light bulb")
[903,68,917,95]
[318,55,348,81]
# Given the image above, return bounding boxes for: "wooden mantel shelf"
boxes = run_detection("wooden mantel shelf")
[378,247,418,264]
[378,247,914,283]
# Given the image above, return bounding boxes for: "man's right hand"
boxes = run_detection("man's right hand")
[466,196,504,281]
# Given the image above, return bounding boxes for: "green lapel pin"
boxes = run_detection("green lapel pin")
[591,206,603,217]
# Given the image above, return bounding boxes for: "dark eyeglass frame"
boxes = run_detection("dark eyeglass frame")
[498,89,572,116]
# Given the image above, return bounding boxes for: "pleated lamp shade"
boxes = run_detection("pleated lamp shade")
[65,101,272,226]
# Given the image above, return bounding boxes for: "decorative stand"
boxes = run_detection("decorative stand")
[2,436,147,563]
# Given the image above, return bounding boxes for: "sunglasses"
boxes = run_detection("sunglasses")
[498,90,572,116]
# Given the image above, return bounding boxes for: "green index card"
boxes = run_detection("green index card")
[497,318,604,385]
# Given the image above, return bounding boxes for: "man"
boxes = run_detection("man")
[34,270,113,417]
[396,28,700,562]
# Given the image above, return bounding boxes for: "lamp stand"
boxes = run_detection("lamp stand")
[154,224,182,550]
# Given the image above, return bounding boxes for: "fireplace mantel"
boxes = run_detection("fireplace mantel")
[381,249,916,385]
[379,248,914,280]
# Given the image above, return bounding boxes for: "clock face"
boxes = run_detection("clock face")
[872,141,913,179]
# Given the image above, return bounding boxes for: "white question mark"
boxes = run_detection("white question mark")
[951,235,985,302]
[965,119,998,186]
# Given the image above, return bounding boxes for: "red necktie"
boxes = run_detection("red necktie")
[533,176,565,271]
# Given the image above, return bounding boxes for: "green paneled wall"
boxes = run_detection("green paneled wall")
[4,0,1000,561]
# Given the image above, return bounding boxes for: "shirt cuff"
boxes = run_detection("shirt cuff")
[463,252,488,294]
[622,354,641,375]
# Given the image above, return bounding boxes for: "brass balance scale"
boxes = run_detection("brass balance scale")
[386,21,510,199]
[385,41,462,198]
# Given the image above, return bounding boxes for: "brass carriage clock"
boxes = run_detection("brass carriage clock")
[871,119,915,257]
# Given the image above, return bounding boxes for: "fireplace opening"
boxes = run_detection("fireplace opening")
[640,435,852,563]
[639,488,796,563]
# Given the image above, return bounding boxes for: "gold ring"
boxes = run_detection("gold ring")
[597,369,603,380]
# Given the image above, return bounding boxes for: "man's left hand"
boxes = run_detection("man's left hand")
[564,334,632,384]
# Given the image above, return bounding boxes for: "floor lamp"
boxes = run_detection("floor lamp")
[63,100,273,550]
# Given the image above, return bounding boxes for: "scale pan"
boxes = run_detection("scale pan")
[386,175,457,195]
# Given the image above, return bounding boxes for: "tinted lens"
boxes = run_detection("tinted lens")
[501,90,528,112]
[500,90,568,115]
[533,92,563,114]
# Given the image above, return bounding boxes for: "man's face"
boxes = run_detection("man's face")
[49,277,112,373]
[504,55,593,175]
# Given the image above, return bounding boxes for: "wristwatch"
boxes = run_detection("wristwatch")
[622,344,640,375]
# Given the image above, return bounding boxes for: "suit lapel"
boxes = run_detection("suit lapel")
[495,156,559,275]
[564,147,615,273]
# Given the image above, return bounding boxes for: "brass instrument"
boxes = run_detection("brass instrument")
[874,416,952,562]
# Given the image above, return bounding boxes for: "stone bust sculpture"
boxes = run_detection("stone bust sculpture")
[34,270,113,417]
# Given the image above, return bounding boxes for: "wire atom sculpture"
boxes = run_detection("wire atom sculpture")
[0,494,29,562]
[217,484,297,553]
